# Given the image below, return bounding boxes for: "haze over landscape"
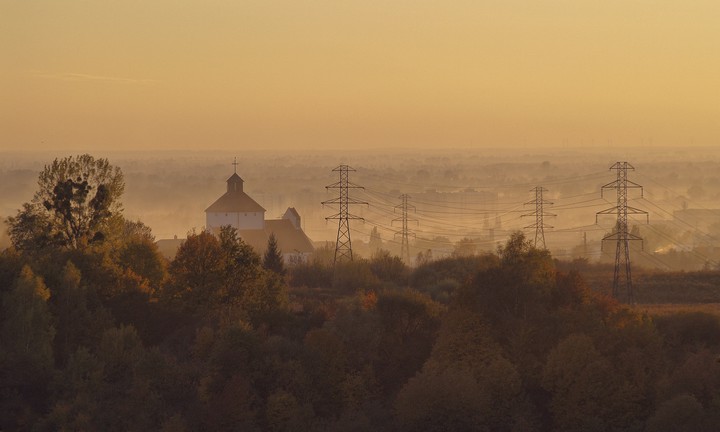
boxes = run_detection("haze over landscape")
[4,2,720,431]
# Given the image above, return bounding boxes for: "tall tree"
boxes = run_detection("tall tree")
[1,265,55,368]
[163,230,225,312]
[0,266,55,428]
[163,227,263,314]
[368,227,382,253]
[220,225,261,289]
[51,261,113,365]
[263,233,285,276]
[219,225,262,312]
[7,154,125,251]
[374,290,445,393]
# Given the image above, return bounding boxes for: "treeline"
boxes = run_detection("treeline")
[4,231,720,431]
[3,155,720,431]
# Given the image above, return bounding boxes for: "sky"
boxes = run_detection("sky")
[1,0,719,152]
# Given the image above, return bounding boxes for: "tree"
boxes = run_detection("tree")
[374,290,445,393]
[163,230,224,312]
[415,248,433,266]
[164,227,268,317]
[452,237,477,257]
[44,325,192,432]
[463,231,555,321]
[118,239,167,290]
[51,261,113,365]
[7,154,124,251]
[265,390,310,432]
[395,368,499,432]
[0,266,55,428]
[645,394,713,432]
[105,217,156,252]
[368,227,382,253]
[1,265,55,369]
[333,259,381,294]
[241,272,289,329]
[201,324,262,430]
[497,230,535,266]
[219,225,262,311]
[369,249,407,286]
[302,328,348,417]
[263,233,285,276]
[395,308,526,432]
[541,333,645,432]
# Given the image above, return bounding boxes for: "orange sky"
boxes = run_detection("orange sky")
[2,1,718,152]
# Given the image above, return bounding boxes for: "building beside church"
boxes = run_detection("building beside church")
[205,171,314,263]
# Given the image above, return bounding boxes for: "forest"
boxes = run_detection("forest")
[3,154,720,431]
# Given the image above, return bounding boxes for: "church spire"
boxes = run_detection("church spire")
[227,157,244,192]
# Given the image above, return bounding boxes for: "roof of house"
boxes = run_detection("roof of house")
[238,219,315,255]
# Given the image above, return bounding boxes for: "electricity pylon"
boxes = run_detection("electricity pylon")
[596,162,648,304]
[522,186,555,250]
[392,194,417,263]
[322,165,367,264]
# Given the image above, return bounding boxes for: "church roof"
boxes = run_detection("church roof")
[205,174,266,213]
[205,192,266,213]
[238,219,315,254]
[284,207,301,219]
[227,172,243,183]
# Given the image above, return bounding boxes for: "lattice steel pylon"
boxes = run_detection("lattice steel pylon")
[522,186,555,250]
[596,162,648,304]
[392,194,417,263]
[322,165,367,264]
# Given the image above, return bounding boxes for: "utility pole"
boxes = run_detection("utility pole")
[392,194,417,263]
[322,165,367,265]
[522,186,555,250]
[596,162,648,304]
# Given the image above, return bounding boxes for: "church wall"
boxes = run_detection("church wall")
[207,211,265,231]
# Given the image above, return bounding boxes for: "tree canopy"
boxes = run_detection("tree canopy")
[263,233,285,276]
[7,154,125,251]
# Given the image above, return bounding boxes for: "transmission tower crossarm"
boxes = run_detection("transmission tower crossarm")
[602,231,643,241]
[322,197,369,205]
[325,212,365,221]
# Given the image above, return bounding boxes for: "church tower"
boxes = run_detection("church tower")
[205,162,266,232]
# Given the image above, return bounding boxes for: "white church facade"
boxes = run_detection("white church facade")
[205,173,266,230]
[205,171,314,264]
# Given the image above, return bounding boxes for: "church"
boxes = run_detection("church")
[205,169,315,264]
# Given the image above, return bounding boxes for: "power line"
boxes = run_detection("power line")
[344,167,717,271]
[359,170,609,192]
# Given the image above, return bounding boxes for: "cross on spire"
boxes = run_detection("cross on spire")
[232,157,238,174]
